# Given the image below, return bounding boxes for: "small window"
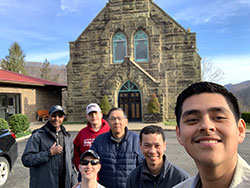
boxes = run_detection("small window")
[113,32,127,63]
[120,80,139,92]
[134,30,148,62]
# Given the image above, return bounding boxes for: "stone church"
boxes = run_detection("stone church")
[67,0,201,122]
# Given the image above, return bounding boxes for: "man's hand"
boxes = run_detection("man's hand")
[50,142,63,156]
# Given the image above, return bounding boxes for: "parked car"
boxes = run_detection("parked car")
[0,129,18,187]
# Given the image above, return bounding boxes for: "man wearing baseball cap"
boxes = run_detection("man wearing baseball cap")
[73,150,105,188]
[73,103,110,177]
[22,105,77,188]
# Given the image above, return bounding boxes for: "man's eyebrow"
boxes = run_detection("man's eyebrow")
[182,107,231,118]
[182,109,200,118]
[207,107,231,114]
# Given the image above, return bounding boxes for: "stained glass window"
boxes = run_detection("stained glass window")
[134,30,148,62]
[113,32,127,63]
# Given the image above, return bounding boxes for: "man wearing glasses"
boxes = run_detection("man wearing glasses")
[91,107,144,188]
[22,105,77,188]
[73,150,105,188]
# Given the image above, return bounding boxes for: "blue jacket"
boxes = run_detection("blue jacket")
[91,127,144,188]
[126,155,190,188]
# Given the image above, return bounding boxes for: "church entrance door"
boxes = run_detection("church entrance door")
[118,81,141,122]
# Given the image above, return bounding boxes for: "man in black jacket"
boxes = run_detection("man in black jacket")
[22,105,77,188]
[126,125,189,188]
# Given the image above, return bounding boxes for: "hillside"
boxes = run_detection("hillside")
[25,61,67,84]
[2,61,250,112]
[225,81,250,112]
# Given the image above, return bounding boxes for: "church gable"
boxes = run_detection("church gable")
[67,0,201,122]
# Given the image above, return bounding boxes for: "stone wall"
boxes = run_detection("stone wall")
[67,0,201,122]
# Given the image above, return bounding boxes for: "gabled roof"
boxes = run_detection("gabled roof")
[0,69,67,87]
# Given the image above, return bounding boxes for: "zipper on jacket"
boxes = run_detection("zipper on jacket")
[56,132,59,145]
[153,181,156,188]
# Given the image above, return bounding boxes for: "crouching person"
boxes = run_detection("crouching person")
[73,150,105,188]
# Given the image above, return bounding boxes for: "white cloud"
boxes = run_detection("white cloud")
[26,51,69,63]
[154,0,186,7]
[206,54,250,85]
[0,28,58,42]
[59,0,107,13]
[174,0,250,25]
[0,0,13,12]
[216,28,229,34]
[60,0,82,12]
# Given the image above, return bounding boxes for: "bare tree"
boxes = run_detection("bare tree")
[40,59,52,80]
[201,58,224,83]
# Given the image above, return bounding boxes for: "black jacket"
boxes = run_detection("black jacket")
[126,155,190,188]
[22,121,77,188]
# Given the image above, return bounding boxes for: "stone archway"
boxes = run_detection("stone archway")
[118,80,141,122]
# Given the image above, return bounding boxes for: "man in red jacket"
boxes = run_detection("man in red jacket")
[73,103,110,172]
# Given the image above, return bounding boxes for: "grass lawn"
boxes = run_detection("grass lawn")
[246,123,250,129]
[164,121,177,126]
[15,130,32,138]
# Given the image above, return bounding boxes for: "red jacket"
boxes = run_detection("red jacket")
[73,119,110,170]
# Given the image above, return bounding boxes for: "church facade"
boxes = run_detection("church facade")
[67,0,201,122]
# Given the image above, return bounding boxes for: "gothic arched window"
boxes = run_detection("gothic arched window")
[113,32,127,63]
[134,30,148,62]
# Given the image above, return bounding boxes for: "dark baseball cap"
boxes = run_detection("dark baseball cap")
[80,150,100,162]
[49,105,65,115]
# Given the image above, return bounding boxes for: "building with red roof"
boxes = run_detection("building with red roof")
[0,68,67,121]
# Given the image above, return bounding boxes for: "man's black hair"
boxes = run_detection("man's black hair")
[139,125,165,142]
[175,81,240,127]
[107,107,127,118]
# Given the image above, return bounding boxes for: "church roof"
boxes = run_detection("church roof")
[0,68,67,87]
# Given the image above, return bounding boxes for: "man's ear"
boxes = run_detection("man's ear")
[238,118,246,144]
[139,142,142,150]
[97,163,101,172]
[176,126,184,146]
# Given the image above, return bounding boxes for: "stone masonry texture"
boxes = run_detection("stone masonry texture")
[67,0,201,122]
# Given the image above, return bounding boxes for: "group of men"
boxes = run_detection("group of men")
[22,81,250,188]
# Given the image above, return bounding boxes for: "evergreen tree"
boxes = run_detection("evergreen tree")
[147,93,160,114]
[99,95,111,115]
[1,42,26,74]
[40,59,51,80]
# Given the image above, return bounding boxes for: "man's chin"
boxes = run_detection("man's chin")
[51,122,61,127]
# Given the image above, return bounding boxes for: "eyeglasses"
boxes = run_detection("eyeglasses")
[80,159,100,166]
[51,114,64,118]
[108,116,126,122]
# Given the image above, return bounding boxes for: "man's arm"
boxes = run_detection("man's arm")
[21,134,52,167]
[73,134,81,170]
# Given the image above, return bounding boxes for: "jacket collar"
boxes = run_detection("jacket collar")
[43,121,69,136]
[110,127,128,142]
[87,119,108,132]
[141,155,169,179]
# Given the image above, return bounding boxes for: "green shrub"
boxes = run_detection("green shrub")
[241,112,250,123]
[0,118,9,129]
[148,93,160,114]
[8,114,30,134]
[99,95,111,115]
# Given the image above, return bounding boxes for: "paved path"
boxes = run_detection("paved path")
[29,121,176,131]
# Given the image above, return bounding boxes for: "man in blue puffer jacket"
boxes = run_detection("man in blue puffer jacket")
[91,107,144,188]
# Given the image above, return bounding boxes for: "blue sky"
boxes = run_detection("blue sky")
[0,0,250,85]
